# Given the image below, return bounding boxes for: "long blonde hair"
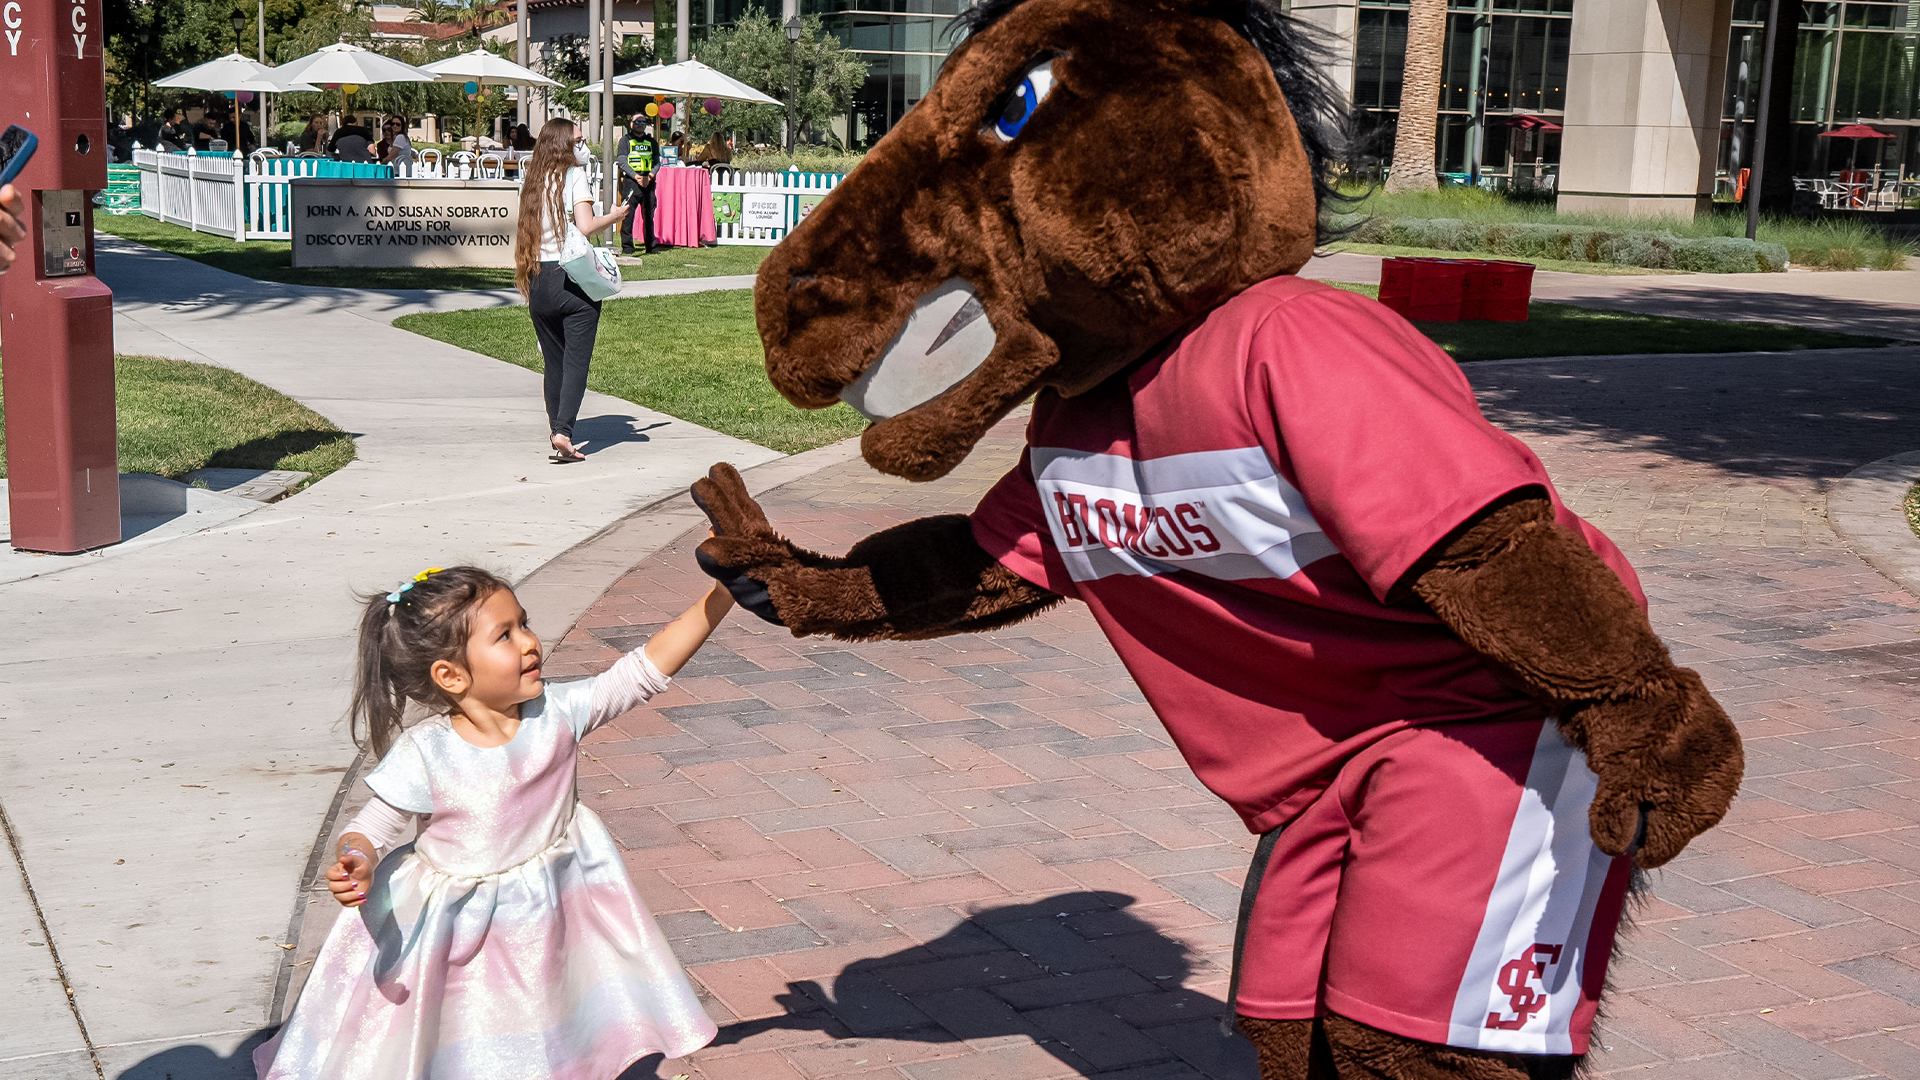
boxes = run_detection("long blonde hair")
[515,118,582,296]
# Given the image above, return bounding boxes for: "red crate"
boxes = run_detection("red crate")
[1379,256,1532,323]
[1475,260,1534,322]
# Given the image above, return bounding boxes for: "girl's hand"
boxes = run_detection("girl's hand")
[326,845,373,907]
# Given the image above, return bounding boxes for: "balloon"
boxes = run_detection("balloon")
[236,91,253,104]
[704,97,722,115]
[342,83,359,94]
[652,94,664,103]
[644,102,659,117]
[464,80,479,95]
[658,101,675,119]
[224,90,236,99]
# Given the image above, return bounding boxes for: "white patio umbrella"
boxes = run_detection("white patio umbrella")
[269,43,437,148]
[151,52,319,156]
[269,42,437,89]
[420,48,559,153]
[152,52,317,93]
[420,48,559,88]
[578,60,779,106]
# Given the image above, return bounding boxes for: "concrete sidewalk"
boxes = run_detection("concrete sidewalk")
[1300,251,1920,341]
[0,241,780,1079]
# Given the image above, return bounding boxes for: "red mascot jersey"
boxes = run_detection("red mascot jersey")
[972,276,1643,834]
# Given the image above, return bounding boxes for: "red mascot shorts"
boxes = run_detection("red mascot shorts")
[1234,717,1633,1057]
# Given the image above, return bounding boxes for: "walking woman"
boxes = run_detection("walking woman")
[514,118,632,463]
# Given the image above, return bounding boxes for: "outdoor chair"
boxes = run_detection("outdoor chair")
[1872,181,1901,209]
[479,153,505,180]
[450,150,478,179]
[417,148,442,176]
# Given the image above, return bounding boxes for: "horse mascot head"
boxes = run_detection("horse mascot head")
[756,0,1346,480]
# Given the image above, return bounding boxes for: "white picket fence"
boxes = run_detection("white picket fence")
[136,149,401,241]
[711,168,844,245]
[137,150,849,247]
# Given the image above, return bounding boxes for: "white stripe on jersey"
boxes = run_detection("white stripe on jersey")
[1446,722,1617,1055]
[1030,447,1339,584]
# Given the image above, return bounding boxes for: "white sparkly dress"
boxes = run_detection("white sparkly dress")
[255,648,716,1080]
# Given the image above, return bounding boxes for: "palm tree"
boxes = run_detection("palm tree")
[1386,0,1447,193]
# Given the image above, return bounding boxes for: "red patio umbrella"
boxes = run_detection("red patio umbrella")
[1504,115,1563,132]
[1817,124,1894,199]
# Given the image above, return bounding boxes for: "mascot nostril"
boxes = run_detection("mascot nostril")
[708,0,1744,1076]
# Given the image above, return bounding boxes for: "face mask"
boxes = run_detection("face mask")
[573,141,591,165]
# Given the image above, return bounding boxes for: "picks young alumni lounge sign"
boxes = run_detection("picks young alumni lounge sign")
[290,178,520,268]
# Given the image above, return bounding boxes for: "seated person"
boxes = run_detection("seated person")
[379,118,415,169]
[329,115,375,158]
[297,115,326,153]
[511,123,536,151]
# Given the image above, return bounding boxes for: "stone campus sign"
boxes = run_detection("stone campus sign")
[290,178,521,268]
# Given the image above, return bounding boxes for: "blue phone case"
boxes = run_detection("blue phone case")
[0,128,38,185]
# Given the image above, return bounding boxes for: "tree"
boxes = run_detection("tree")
[690,11,867,145]
[1385,0,1446,193]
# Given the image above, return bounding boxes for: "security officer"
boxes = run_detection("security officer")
[616,114,660,255]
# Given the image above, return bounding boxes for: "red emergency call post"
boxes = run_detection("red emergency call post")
[0,0,117,553]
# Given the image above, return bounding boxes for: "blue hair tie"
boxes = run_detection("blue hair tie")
[386,581,414,605]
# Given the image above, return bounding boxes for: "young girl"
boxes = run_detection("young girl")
[255,565,728,1079]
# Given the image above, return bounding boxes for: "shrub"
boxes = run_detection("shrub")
[1671,236,1789,273]
[1325,211,1792,273]
[1870,245,1913,271]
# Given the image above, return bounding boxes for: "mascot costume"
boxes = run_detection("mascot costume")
[689,0,1746,1075]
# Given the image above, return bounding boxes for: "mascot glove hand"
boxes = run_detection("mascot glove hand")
[691,462,794,626]
[1565,666,1744,869]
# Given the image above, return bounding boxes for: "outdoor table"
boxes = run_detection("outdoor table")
[651,166,717,247]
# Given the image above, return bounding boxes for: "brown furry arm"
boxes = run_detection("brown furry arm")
[691,463,1061,641]
[1410,498,1744,868]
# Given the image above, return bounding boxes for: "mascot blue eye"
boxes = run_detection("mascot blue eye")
[992,60,1056,143]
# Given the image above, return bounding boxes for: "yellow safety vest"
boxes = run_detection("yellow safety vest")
[627,138,655,175]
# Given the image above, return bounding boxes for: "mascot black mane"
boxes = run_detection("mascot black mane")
[691,1,1745,1076]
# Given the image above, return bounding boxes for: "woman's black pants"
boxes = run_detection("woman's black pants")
[528,262,601,440]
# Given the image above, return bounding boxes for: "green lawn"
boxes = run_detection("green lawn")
[395,290,867,454]
[1325,242,1685,276]
[96,214,771,291]
[0,355,356,484]
[396,286,1888,457]
[1326,282,1889,360]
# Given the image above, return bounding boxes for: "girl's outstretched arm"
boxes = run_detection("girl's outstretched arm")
[643,583,735,677]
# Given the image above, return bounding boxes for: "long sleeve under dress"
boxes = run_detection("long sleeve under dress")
[254,647,716,1079]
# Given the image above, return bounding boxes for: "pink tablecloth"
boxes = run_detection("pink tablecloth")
[652,167,717,247]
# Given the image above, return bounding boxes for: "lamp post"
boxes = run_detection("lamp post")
[231,9,245,54]
[784,15,800,153]
[138,30,149,121]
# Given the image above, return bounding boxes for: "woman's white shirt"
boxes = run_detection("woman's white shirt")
[536,166,595,262]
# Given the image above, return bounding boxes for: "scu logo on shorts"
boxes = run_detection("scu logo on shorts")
[1485,944,1563,1030]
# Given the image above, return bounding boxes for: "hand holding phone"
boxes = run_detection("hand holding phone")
[0,125,35,274]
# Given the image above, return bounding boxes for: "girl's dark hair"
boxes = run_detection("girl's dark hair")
[956,0,1354,242]
[349,565,511,757]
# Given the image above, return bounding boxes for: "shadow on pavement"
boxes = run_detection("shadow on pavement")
[572,416,670,456]
[623,890,1258,1080]
[1468,348,1920,480]
[114,1028,275,1079]
[1536,283,1920,342]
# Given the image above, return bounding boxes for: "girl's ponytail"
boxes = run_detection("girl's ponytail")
[348,565,511,758]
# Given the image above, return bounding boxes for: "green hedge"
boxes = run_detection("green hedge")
[1327,214,1790,273]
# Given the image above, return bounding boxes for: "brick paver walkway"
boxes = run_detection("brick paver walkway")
[549,345,1920,1080]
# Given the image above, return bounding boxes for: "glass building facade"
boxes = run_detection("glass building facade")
[1719,0,1919,191]
[1349,0,1917,190]
[1350,0,1574,186]
[691,0,962,147]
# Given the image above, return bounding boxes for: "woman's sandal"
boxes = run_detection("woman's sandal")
[549,439,587,464]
